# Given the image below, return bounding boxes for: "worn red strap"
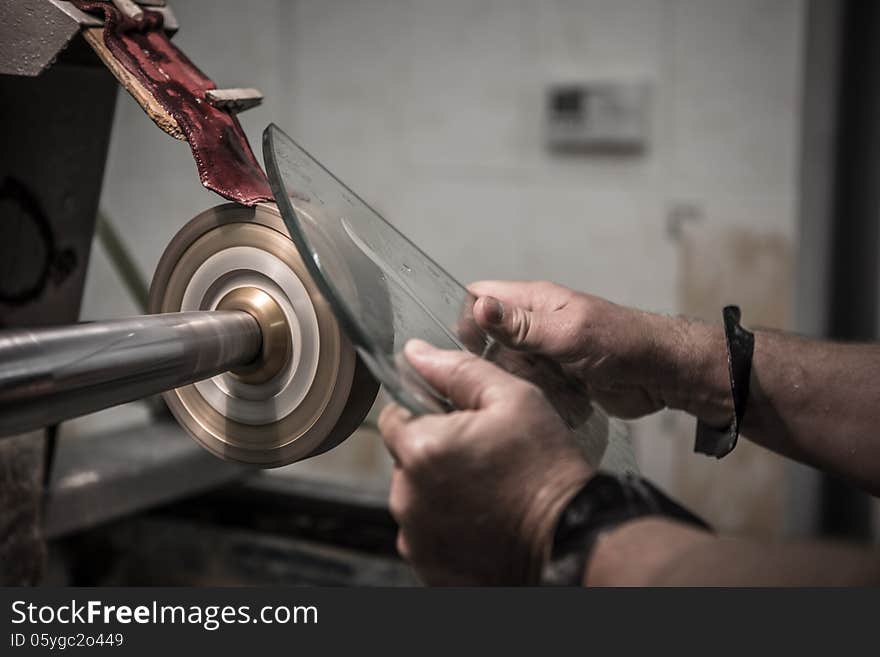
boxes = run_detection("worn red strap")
[71,1,273,206]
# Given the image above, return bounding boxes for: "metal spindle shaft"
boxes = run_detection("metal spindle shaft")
[0,310,262,438]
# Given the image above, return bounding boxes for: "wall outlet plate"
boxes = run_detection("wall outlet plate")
[546,81,650,153]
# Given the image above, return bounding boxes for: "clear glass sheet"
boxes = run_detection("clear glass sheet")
[263,124,493,414]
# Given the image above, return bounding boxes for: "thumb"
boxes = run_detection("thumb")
[474,295,553,353]
[404,339,521,410]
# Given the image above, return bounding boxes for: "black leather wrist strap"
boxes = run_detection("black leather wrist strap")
[540,472,710,586]
[694,305,754,459]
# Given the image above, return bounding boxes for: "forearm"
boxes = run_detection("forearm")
[585,517,880,586]
[664,319,880,494]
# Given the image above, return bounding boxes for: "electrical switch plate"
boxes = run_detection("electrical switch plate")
[546,81,649,153]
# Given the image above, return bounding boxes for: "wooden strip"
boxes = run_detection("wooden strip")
[205,88,263,114]
[111,0,143,21]
[82,27,185,141]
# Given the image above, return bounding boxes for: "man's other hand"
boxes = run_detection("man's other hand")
[379,339,592,585]
[469,280,722,424]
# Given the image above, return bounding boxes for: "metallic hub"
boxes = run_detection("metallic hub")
[217,287,291,385]
[149,203,379,467]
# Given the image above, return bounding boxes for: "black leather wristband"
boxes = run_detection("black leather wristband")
[540,472,710,586]
[694,305,754,458]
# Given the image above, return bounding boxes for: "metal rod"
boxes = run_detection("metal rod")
[0,310,262,438]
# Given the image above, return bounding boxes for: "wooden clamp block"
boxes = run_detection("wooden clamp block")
[205,88,264,114]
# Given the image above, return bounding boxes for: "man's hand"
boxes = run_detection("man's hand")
[470,279,880,494]
[378,339,593,585]
[469,280,729,426]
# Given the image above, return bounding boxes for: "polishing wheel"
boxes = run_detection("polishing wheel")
[149,203,379,467]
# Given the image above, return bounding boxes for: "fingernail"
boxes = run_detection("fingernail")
[482,296,504,324]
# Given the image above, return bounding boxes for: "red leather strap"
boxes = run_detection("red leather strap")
[72,1,273,206]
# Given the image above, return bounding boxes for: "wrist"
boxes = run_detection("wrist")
[541,472,711,586]
[657,315,733,427]
[585,516,711,586]
[518,460,592,584]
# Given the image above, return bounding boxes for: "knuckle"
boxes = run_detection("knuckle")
[378,404,405,437]
[388,493,409,524]
[446,352,481,386]
[512,308,534,346]
[480,367,530,405]
[571,293,592,315]
[388,474,413,524]
[405,436,441,471]
[377,404,395,430]
[564,294,594,326]
[379,420,402,447]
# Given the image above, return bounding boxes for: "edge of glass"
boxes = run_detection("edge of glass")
[262,123,450,415]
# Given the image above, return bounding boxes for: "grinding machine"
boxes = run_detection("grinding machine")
[0,1,633,585]
[1,0,381,467]
[0,1,388,584]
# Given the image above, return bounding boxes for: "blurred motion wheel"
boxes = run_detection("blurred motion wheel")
[150,203,378,467]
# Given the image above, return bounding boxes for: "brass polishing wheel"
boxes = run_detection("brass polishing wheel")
[149,203,378,467]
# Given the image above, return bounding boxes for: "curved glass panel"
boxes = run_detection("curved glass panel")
[263,124,493,414]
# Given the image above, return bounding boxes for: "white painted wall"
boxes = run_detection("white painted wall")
[80,0,805,525]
